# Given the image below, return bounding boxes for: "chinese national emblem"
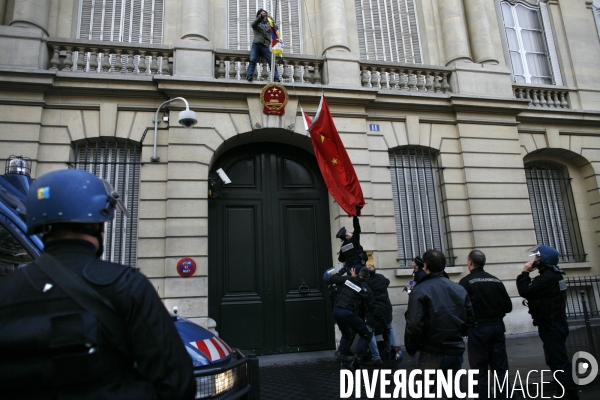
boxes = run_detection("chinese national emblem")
[260,83,289,115]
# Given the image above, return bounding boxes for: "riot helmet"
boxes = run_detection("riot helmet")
[26,169,129,235]
[529,245,559,267]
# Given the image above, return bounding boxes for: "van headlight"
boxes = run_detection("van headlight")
[195,369,236,399]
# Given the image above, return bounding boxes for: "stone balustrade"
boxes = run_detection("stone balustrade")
[513,85,571,109]
[47,39,173,75]
[214,49,323,84]
[360,61,452,93]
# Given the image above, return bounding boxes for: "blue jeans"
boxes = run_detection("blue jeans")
[538,320,578,397]
[246,43,280,81]
[368,322,395,360]
[468,323,509,400]
[333,307,372,357]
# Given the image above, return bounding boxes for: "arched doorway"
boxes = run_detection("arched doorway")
[208,142,336,355]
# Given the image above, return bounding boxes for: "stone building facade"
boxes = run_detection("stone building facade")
[1,0,599,354]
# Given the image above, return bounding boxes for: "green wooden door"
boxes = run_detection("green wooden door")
[208,143,335,355]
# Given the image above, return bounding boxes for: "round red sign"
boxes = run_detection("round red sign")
[176,257,196,277]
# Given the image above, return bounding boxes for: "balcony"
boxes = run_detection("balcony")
[512,84,572,109]
[47,38,173,75]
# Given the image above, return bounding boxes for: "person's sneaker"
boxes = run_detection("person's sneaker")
[246,77,253,82]
[363,358,383,366]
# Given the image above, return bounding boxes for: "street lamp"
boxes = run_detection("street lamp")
[150,97,198,162]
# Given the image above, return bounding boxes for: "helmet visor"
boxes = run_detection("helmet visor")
[100,180,130,218]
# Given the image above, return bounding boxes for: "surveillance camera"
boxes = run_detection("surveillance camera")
[178,109,198,128]
[216,168,232,185]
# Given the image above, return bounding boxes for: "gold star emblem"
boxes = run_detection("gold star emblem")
[332,158,338,165]
[321,135,325,143]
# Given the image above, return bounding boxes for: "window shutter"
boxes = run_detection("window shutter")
[495,0,514,75]
[78,0,94,40]
[74,140,141,268]
[539,2,563,86]
[355,0,422,63]
[389,149,445,265]
[78,0,163,44]
[228,0,302,53]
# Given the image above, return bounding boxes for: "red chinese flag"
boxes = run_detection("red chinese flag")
[302,95,365,216]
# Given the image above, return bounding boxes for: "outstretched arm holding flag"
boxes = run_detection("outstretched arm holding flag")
[302,95,365,216]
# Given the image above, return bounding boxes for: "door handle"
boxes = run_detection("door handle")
[298,280,309,294]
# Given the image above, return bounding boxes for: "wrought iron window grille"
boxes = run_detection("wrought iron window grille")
[69,139,142,268]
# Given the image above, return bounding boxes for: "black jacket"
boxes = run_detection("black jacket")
[338,216,365,266]
[516,266,568,326]
[330,273,385,326]
[413,268,427,284]
[365,273,393,327]
[404,272,475,356]
[459,267,512,325]
[0,240,195,400]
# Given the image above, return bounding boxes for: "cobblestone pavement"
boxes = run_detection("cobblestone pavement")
[258,325,600,400]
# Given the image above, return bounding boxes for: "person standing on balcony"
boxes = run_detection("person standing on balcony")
[247,8,281,83]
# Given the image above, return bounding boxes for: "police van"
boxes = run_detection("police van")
[0,156,258,399]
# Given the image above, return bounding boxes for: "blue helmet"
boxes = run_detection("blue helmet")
[531,245,559,266]
[26,169,128,235]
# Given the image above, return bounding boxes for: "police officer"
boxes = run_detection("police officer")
[0,169,195,400]
[336,216,367,270]
[326,264,386,369]
[459,250,512,399]
[516,245,578,400]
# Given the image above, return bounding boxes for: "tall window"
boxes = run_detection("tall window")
[228,0,302,54]
[78,0,164,44]
[73,140,141,268]
[497,0,562,85]
[525,162,585,263]
[355,0,422,63]
[389,148,449,266]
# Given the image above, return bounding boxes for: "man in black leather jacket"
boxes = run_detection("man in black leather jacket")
[0,169,195,400]
[404,249,475,372]
[329,265,386,368]
[516,245,578,400]
[459,250,512,399]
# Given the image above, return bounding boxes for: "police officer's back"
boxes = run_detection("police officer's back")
[0,169,195,400]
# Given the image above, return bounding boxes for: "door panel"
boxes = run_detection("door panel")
[209,143,334,355]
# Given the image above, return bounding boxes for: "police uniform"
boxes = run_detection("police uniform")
[0,169,195,400]
[337,216,366,269]
[330,271,385,367]
[0,239,195,400]
[459,267,512,399]
[517,257,578,399]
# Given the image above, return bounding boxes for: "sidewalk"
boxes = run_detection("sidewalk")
[258,325,600,400]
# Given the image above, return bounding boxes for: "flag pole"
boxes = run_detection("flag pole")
[271,0,279,83]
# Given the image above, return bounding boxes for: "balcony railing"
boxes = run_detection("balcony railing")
[513,84,571,109]
[359,61,452,93]
[47,39,173,75]
[214,49,323,85]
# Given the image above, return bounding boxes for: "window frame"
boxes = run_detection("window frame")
[389,147,451,267]
[497,0,562,85]
[77,0,165,44]
[72,139,141,268]
[227,0,303,54]
[354,0,423,64]
[524,161,585,263]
